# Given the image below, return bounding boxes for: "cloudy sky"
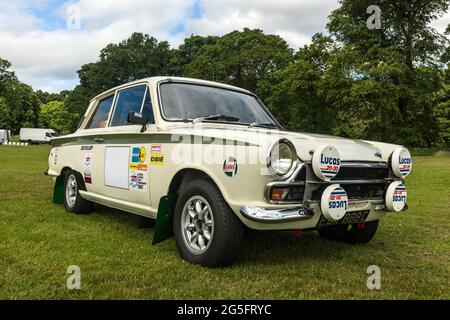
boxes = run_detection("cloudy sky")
[0,0,448,93]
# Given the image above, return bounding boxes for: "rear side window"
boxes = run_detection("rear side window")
[110,85,147,127]
[86,95,114,129]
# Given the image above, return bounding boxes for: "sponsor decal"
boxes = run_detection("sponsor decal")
[223,157,238,177]
[312,145,341,180]
[320,184,348,221]
[150,144,164,165]
[53,148,59,165]
[80,145,94,151]
[129,170,147,191]
[386,181,407,212]
[129,146,148,191]
[391,148,412,178]
[83,152,92,184]
[398,152,412,177]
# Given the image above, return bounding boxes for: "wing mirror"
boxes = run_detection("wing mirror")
[128,112,148,133]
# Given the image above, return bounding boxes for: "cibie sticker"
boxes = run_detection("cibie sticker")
[386,181,407,212]
[150,144,164,165]
[223,157,238,177]
[320,184,348,221]
[312,145,341,181]
[391,148,412,178]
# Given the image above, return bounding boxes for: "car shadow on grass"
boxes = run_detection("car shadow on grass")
[87,204,363,266]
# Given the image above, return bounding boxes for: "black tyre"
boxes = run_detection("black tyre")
[63,171,93,214]
[173,178,244,267]
[317,220,379,244]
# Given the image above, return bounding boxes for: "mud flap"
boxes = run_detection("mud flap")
[53,175,64,204]
[152,194,178,245]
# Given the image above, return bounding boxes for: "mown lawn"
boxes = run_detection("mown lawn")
[0,145,449,299]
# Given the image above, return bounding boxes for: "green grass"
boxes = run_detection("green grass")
[0,145,449,299]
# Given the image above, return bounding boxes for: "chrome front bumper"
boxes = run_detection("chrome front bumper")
[240,199,388,224]
[240,206,314,223]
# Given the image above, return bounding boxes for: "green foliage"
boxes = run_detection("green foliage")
[434,68,450,146]
[38,101,75,134]
[184,28,294,100]
[1,2,449,147]
[318,0,449,146]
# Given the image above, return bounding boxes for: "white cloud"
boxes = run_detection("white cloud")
[0,0,448,93]
[184,0,340,49]
[0,0,195,92]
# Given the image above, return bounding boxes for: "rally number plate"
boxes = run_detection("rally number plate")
[316,210,370,227]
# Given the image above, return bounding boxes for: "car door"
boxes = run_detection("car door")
[97,84,155,207]
[79,94,116,195]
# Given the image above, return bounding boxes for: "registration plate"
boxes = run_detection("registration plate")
[316,210,370,227]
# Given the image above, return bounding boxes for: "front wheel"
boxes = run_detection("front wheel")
[173,178,244,267]
[63,171,93,214]
[317,220,379,244]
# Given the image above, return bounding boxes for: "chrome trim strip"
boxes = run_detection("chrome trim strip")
[240,206,314,223]
[340,161,388,168]
[308,179,391,184]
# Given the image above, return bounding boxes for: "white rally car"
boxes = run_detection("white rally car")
[46,77,411,267]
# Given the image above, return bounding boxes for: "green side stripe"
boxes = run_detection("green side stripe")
[51,133,258,148]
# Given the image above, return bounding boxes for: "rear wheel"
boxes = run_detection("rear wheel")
[174,178,244,267]
[63,171,93,214]
[317,220,379,244]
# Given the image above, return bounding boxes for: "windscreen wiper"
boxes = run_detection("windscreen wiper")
[248,122,280,129]
[193,114,240,123]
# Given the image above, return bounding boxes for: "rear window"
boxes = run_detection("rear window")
[86,95,114,129]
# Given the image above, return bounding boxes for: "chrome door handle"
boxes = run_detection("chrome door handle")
[93,137,105,143]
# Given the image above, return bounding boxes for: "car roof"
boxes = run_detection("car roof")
[90,76,253,102]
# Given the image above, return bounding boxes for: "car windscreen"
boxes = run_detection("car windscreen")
[159,82,277,125]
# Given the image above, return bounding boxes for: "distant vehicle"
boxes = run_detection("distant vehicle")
[19,128,57,144]
[0,129,11,144]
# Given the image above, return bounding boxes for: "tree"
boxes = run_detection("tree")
[38,101,74,134]
[324,0,449,146]
[184,28,294,100]
[434,68,450,146]
[268,33,338,132]
[0,97,14,130]
[170,34,219,76]
[66,32,173,118]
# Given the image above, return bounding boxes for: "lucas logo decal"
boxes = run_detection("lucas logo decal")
[393,184,407,203]
[329,188,348,211]
[398,154,412,177]
[320,184,348,221]
[223,157,238,177]
[312,145,341,181]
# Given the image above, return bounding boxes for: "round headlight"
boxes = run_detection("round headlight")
[391,148,412,178]
[267,139,297,179]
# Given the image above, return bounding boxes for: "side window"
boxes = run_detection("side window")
[45,132,52,138]
[110,85,147,127]
[86,95,114,129]
[142,88,155,124]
